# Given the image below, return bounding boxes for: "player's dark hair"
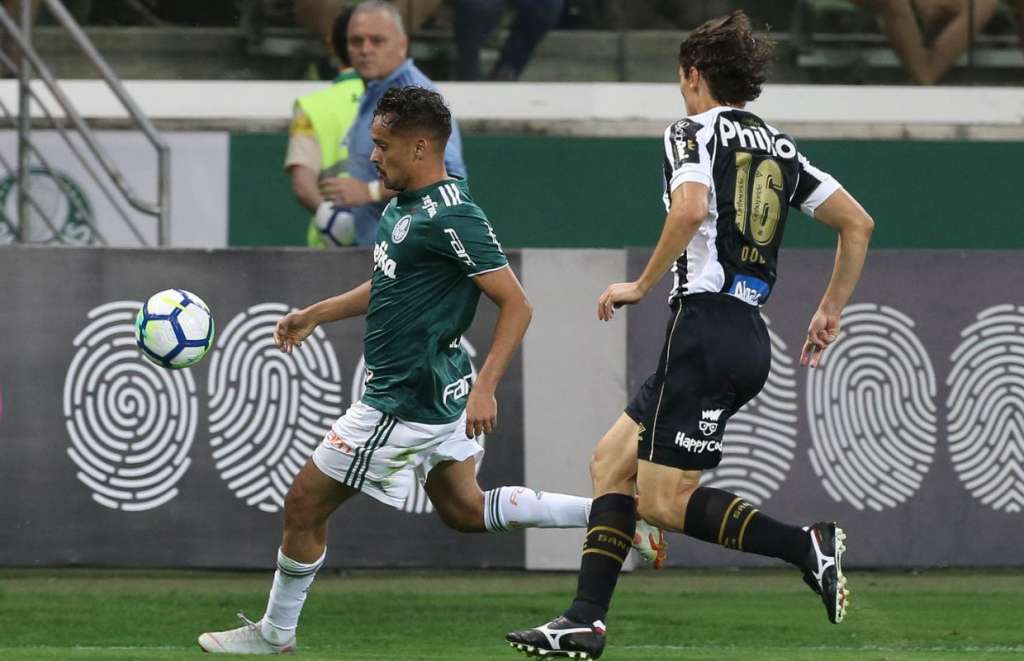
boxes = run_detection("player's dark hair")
[331,7,354,67]
[374,86,452,144]
[678,10,775,105]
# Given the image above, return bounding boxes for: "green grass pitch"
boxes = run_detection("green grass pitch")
[1,568,1023,660]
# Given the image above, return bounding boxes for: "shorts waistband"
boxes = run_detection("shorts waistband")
[672,292,761,312]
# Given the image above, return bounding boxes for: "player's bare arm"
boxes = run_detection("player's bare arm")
[466,266,533,438]
[598,181,709,321]
[274,279,372,353]
[800,189,875,368]
[288,164,324,214]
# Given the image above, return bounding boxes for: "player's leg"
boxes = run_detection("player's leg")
[423,431,665,569]
[422,448,591,532]
[635,456,848,623]
[505,413,642,659]
[199,402,401,655]
[632,297,847,624]
[262,459,359,644]
[198,459,357,654]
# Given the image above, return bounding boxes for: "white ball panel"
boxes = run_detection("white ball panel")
[143,318,180,357]
[178,305,211,342]
[171,345,208,368]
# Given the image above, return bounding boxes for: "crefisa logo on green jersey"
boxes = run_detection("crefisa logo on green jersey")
[373,240,398,278]
[0,167,95,245]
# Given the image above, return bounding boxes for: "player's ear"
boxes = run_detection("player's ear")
[414,137,426,159]
[685,66,700,88]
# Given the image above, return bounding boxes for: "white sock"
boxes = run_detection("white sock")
[483,486,592,531]
[260,547,325,644]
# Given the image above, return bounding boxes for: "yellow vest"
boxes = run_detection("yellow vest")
[295,69,363,247]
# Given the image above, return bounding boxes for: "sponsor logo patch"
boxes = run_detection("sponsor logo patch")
[699,408,724,436]
[325,430,355,454]
[729,275,770,305]
[373,240,398,279]
[675,432,722,454]
[443,373,473,404]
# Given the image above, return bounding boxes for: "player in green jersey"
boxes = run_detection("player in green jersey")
[198,86,665,656]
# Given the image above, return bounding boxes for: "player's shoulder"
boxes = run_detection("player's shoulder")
[763,120,801,152]
[664,117,705,142]
[422,182,486,223]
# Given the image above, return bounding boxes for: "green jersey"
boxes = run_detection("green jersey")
[361,178,508,423]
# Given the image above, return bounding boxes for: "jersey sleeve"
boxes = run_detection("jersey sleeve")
[790,152,842,217]
[284,105,321,172]
[429,213,508,277]
[663,119,711,193]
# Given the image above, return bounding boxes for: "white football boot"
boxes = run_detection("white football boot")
[633,518,667,569]
[198,613,296,655]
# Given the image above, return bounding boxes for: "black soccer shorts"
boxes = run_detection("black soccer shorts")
[626,293,772,470]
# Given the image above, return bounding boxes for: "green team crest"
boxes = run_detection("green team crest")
[0,167,95,245]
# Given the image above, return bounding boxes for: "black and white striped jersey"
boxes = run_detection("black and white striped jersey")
[662,106,841,306]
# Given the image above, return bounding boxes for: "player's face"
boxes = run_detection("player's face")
[370,116,416,191]
[347,10,408,81]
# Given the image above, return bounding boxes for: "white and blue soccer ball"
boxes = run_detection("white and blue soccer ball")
[314,201,356,247]
[134,289,215,369]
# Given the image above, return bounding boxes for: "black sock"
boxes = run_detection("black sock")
[563,493,636,624]
[683,487,811,568]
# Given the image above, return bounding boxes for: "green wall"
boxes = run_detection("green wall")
[231,134,1024,249]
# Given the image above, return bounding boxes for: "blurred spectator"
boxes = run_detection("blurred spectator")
[293,0,345,43]
[285,7,364,247]
[320,0,466,246]
[851,0,999,84]
[392,0,446,31]
[1011,0,1024,53]
[453,0,564,80]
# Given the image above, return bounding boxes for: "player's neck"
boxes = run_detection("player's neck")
[690,98,743,115]
[405,165,451,193]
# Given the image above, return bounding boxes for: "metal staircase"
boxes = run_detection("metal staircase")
[0,0,168,246]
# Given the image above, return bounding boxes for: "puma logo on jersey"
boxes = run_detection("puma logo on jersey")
[373,240,397,279]
[719,116,796,159]
[437,183,462,207]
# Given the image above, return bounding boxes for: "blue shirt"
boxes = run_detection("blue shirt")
[344,59,467,246]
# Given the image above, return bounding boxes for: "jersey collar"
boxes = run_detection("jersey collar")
[396,177,464,206]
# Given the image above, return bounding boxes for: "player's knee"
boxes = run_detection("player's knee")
[590,446,616,483]
[590,447,632,492]
[283,482,322,532]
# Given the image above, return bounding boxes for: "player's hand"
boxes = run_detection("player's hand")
[320,177,371,207]
[800,307,841,368]
[465,388,497,438]
[274,310,317,354]
[597,281,646,321]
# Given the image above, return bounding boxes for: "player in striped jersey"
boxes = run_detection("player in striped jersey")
[507,11,874,659]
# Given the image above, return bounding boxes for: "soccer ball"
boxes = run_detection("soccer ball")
[134,289,215,369]
[314,201,356,247]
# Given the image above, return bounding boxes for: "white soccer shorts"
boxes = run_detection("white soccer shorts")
[311,400,484,509]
